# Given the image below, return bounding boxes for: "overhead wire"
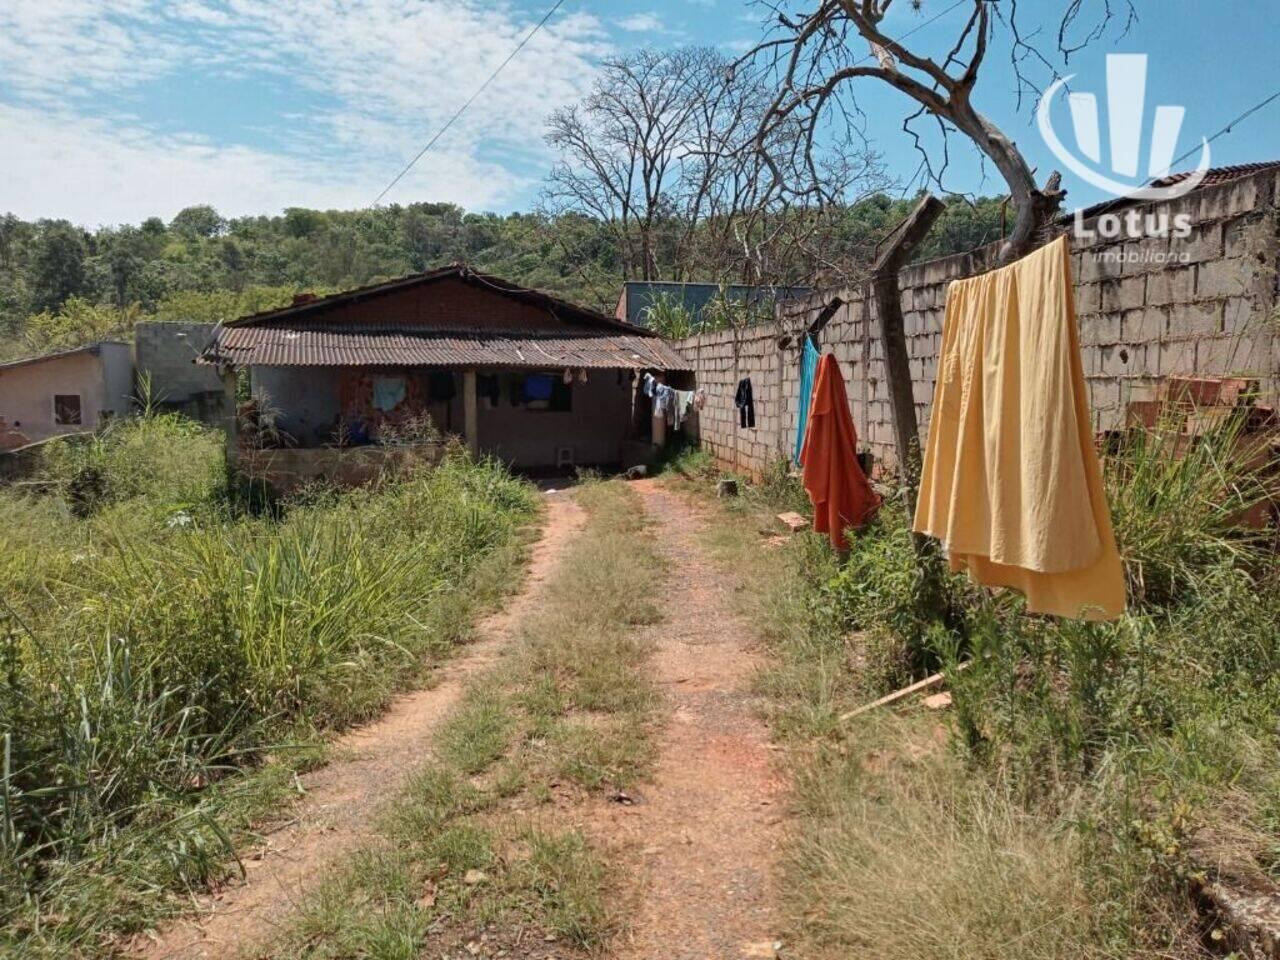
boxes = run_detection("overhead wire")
[1070,83,1280,225]
[371,0,566,206]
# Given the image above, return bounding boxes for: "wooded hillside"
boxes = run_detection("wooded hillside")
[0,195,1004,360]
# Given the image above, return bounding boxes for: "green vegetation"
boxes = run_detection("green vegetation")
[264,480,662,957]
[663,417,1280,959]
[0,412,538,956]
[0,193,1005,360]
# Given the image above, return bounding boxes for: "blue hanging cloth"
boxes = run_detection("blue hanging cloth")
[793,335,820,464]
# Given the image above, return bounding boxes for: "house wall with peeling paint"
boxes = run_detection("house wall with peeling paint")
[0,343,133,445]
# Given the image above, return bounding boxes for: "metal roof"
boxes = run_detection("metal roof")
[0,341,130,372]
[616,280,810,328]
[202,265,692,371]
[205,327,692,370]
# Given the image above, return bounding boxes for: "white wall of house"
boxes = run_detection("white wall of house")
[0,343,133,443]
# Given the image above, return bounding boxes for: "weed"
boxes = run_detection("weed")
[669,409,1280,957]
[516,828,608,947]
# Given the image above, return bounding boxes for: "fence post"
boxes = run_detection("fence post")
[869,194,946,493]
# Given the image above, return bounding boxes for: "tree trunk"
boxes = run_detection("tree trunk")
[870,194,946,489]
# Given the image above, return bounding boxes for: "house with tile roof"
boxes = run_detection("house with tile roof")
[200,264,692,485]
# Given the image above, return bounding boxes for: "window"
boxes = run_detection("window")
[53,394,82,425]
[371,376,406,412]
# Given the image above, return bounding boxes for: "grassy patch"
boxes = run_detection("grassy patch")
[0,414,538,955]
[262,479,662,957]
[789,715,1109,960]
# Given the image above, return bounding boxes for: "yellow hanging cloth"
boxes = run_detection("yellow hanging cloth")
[913,236,1125,620]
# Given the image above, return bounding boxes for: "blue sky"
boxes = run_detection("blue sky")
[1,0,1277,226]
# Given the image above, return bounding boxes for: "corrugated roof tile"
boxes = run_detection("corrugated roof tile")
[205,328,692,370]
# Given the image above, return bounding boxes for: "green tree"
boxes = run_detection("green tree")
[24,296,138,350]
[29,221,89,312]
[106,227,147,308]
[170,205,226,240]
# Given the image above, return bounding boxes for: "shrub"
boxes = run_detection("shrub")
[38,411,224,514]
[754,412,1280,956]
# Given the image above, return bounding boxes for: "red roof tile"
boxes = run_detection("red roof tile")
[1148,161,1280,190]
[207,328,691,370]
[201,265,691,370]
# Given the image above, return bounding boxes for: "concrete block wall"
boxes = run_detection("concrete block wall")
[134,322,228,423]
[676,168,1280,476]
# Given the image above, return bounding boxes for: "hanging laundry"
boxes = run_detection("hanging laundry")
[372,375,406,412]
[734,377,755,428]
[913,236,1124,621]
[799,354,880,551]
[673,389,695,430]
[653,383,675,417]
[642,373,656,398]
[793,335,820,463]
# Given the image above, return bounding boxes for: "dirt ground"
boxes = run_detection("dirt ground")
[593,480,785,960]
[134,479,786,960]
[132,495,586,960]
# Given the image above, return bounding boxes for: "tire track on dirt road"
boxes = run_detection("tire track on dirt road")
[595,480,785,960]
[133,493,585,960]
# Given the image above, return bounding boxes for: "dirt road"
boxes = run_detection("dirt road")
[597,480,785,959]
[134,495,586,960]
[136,480,786,959]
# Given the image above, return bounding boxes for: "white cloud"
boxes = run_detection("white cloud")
[0,103,526,226]
[618,12,665,32]
[0,0,614,221]
[0,1,179,105]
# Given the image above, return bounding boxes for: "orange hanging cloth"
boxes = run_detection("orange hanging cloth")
[800,353,881,550]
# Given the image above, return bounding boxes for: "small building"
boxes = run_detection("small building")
[616,280,810,330]
[200,265,692,485]
[134,321,230,424]
[0,341,133,449]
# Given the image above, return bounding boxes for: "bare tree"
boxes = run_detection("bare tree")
[747,0,1137,264]
[543,46,886,286]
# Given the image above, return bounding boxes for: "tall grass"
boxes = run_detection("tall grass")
[0,413,537,953]
[675,413,1280,958]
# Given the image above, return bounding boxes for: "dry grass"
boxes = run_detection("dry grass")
[789,715,1105,960]
[659,467,1167,960]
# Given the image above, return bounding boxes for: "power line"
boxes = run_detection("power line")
[372,0,566,206]
[1169,88,1280,170]
[1079,86,1280,223]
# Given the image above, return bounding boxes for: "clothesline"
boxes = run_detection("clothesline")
[777,236,1124,622]
[641,372,702,431]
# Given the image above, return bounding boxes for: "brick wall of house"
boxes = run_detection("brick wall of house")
[675,168,1280,476]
